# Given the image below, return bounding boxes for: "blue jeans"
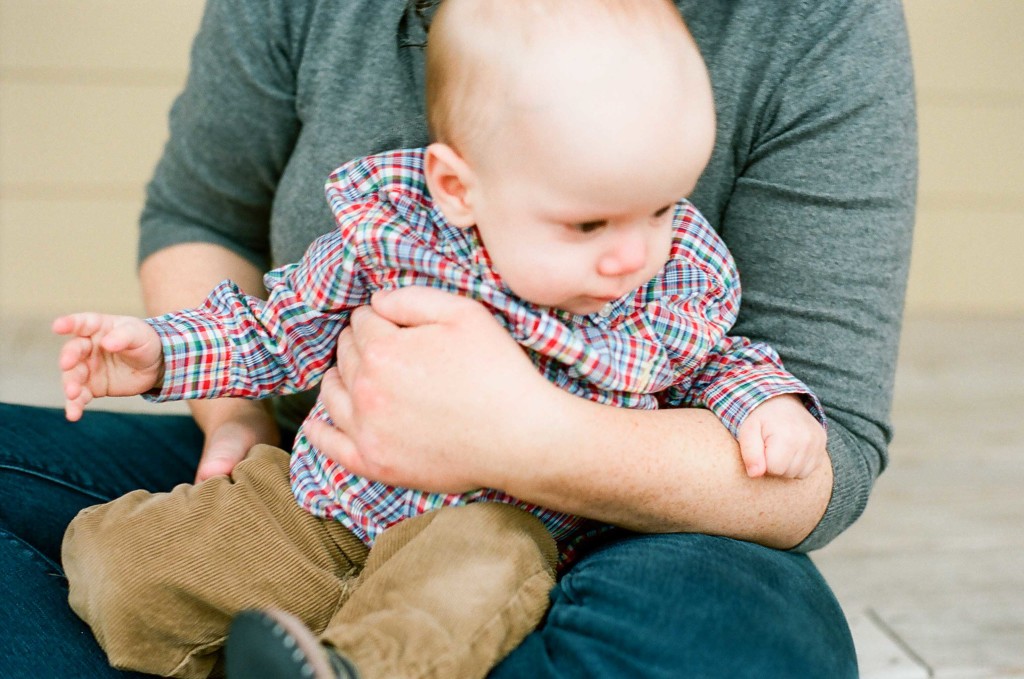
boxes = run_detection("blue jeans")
[0,402,856,678]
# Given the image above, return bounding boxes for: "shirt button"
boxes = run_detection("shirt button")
[598,302,614,318]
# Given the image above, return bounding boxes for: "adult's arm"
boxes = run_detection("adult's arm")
[137,0,307,479]
[713,0,918,549]
[309,288,832,549]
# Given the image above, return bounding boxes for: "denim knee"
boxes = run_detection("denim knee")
[0,403,204,563]
[492,532,857,679]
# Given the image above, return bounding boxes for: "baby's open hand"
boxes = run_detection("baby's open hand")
[52,313,164,422]
[736,394,826,479]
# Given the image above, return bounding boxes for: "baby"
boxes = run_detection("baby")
[56,1,827,678]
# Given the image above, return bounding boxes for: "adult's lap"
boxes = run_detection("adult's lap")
[0,403,204,677]
[0,526,154,678]
[491,531,857,679]
[0,404,856,677]
[0,403,204,562]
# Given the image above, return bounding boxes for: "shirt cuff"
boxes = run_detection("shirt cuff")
[701,372,827,437]
[143,311,232,402]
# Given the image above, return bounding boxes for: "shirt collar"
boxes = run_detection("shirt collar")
[336,147,640,326]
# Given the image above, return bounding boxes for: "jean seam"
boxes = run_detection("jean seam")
[0,525,65,576]
[0,464,114,504]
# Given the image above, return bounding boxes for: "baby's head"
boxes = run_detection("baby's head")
[423,0,715,315]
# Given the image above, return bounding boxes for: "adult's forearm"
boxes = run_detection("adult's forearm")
[140,242,266,315]
[328,289,833,550]
[503,393,832,550]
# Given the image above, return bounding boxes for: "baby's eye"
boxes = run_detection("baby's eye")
[652,205,673,219]
[570,220,607,234]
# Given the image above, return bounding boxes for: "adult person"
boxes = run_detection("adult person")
[0,0,916,677]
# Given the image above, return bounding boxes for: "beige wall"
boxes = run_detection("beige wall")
[1,0,1022,320]
[905,1,1024,316]
[1,0,204,317]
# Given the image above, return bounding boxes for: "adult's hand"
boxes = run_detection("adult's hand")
[304,286,562,495]
[192,399,281,482]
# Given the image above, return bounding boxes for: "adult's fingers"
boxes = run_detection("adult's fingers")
[317,368,355,432]
[335,325,360,390]
[303,419,366,476]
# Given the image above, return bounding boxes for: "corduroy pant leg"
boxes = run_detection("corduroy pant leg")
[61,444,369,679]
[320,502,558,679]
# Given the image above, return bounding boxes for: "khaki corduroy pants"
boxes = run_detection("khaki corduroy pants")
[62,445,557,679]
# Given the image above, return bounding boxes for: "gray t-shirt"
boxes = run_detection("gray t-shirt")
[139,0,917,551]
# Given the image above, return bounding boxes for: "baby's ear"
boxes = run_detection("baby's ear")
[424,143,477,228]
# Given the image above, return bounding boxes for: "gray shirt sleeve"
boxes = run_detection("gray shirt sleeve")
[138,0,306,270]
[709,0,918,550]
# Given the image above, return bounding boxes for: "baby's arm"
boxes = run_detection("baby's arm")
[736,393,827,479]
[661,332,828,480]
[652,205,827,480]
[52,313,165,421]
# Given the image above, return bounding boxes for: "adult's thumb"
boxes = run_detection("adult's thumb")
[370,285,477,328]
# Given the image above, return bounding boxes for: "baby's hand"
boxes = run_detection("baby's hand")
[52,313,164,422]
[736,394,826,479]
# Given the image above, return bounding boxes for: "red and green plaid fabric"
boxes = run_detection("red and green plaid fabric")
[147,148,824,548]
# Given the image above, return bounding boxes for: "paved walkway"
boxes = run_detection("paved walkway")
[814,318,1024,678]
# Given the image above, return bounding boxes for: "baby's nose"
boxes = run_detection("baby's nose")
[597,233,647,277]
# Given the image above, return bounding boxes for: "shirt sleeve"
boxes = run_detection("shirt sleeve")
[145,228,369,401]
[654,203,826,435]
[137,0,307,269]
[665,335,827,437]
[708,0,917,550]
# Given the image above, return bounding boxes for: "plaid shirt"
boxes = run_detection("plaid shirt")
[148,148,824,548]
